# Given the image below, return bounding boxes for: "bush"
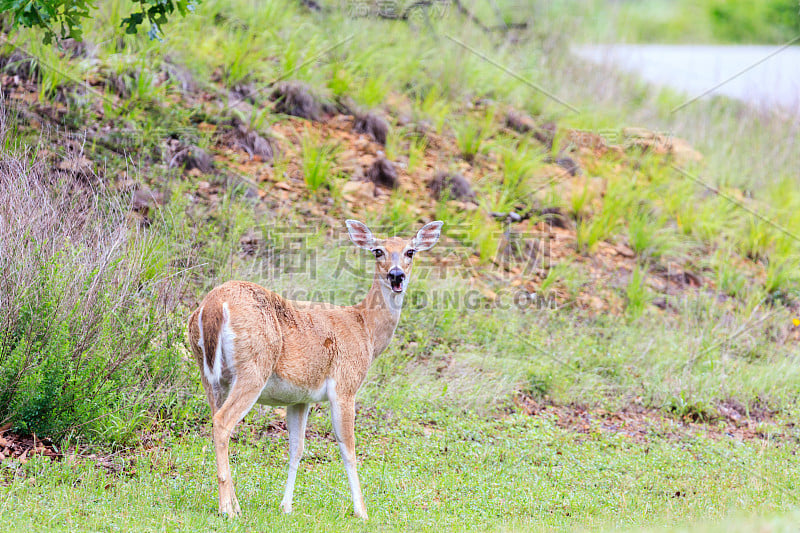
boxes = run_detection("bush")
[0,121,185,442]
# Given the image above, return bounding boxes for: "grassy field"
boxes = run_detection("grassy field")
[3,406,800,531]
[1,0,800,530]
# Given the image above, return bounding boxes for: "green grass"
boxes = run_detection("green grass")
[2,404,799,532]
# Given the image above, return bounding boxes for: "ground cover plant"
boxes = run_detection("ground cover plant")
[1,0,799,530]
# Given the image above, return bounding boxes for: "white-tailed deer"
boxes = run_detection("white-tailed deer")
[187,219,443,519]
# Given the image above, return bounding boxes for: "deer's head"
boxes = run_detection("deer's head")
[346,219,443,294]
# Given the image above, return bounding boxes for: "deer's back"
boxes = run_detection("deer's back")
[190,280,373,399]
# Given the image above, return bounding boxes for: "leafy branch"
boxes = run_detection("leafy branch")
[0,0,199,44]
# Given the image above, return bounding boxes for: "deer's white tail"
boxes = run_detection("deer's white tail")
[196,301,235,386]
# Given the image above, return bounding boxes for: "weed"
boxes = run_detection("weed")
[569,183,594,222]
[627,207,674,260]
[455,111,494,162]
[414,87,451,134]
[625,263,652,318]
[301,132,339,193]
[406,134,428,174]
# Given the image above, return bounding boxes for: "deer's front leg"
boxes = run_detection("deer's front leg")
[280,403,310,514]
[331,394,367,519]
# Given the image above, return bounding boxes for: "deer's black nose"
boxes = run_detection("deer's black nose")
[387,268,405,291]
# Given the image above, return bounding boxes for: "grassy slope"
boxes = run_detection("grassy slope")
[1,0,800,530]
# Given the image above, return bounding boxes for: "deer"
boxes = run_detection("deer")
[186,219,443,519]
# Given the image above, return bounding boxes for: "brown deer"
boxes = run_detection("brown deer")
[186,219,443,519]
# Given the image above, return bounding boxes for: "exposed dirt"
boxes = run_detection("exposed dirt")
[514,393,795,444]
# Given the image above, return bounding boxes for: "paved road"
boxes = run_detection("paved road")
[575,44,800,114]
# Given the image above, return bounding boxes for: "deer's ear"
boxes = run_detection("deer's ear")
[346,219,377,250]
[412,221,443,251]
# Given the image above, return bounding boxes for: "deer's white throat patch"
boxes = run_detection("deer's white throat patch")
[380,282,405,317]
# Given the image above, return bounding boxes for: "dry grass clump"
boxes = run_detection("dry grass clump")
[353,110,389,145]
[270,81,326,121]
[429,171,476,202]
[366,157,399,189]
[229,121,275,161]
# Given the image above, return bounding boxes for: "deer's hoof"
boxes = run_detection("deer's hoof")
[219,501,241,518]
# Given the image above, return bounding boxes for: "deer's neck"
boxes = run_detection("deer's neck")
[356,272,404,357]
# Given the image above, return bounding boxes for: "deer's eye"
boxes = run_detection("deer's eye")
[373,249,384,258]
[405,249,415,259]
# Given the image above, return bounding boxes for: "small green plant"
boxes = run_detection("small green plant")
[380,192,415,233]
[764,253,800,303]
[466,212,500,263]
[25,38,81,101]
[490,140,541,212]
[539,260,578,297]
[569,183,594,221]
[406,134,428,174]
[711,249,748,298]
[664,392,715,422]
[354,72,390,108]
[326,60,353,97]
[738,217,774,261]
[414,86,451,133]
[301,133,339,193]
[384,130,401,161]
[625,263,652,319]
[219,31,261,87]
[524,372,552,398]
[455,112,494,162]
[576,215,616,255]
[627,207,674,260]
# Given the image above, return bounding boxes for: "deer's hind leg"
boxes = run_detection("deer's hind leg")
[212,374,264,516]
